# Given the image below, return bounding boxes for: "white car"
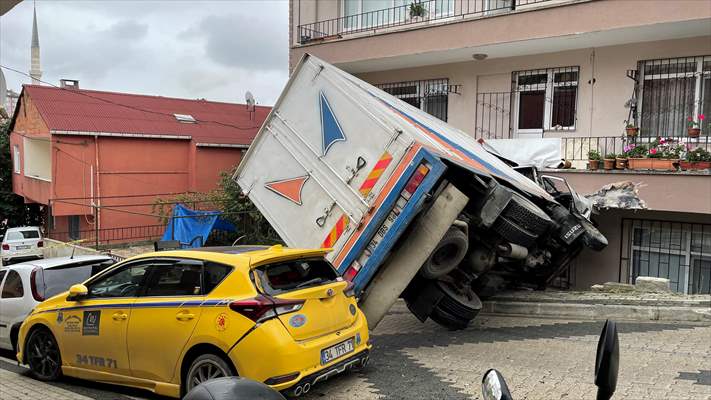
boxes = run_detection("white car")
[1,226,44,266]
[0,255,115,351]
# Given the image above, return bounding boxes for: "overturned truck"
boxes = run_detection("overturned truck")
[234,54,607,330]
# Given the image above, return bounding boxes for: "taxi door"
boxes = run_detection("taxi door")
[59,261,151,377]
[126,259,203,382]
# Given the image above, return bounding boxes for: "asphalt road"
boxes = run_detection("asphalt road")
[1,305,710,399]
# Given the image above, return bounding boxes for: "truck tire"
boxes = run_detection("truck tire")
[491,216,538,247]
[419,227,469,279]
[429,281,482,330]
[491,193,552,247]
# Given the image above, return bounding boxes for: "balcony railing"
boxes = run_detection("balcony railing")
[559,135,711,162]
[298,0,561,45]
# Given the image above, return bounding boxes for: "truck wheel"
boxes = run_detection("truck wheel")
[430,281,482,330]
[491,193,552,247]
[419,227,469,279]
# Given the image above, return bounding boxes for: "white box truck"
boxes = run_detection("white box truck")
[235,54,607,330]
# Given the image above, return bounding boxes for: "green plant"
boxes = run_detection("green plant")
[686,147,711,162]
[604,153,617,159]
[588,150,601,161]
[624,143,648,158]
[647,137,685,159]
[687,114,705,128]
[409,1,426,17]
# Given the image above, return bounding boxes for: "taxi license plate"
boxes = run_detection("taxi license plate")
[321,338,354,365]
[16,245,30,250]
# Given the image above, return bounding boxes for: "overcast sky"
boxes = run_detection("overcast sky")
[0,0,289,106]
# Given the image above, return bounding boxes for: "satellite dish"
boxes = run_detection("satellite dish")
[245,91,255,108]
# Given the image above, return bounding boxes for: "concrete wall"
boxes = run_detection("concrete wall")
[351,36,711,138]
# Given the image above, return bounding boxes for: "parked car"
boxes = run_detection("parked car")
[0,255,114,352]
[1,226,44,266]
[234,54,608,331]
[16,246,371,398]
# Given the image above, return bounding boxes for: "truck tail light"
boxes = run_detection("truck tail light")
[343,260,362,282]
[30,268,45,302]
[402,164,430,200]
[1,244,9,250]
[37,241,44,248]
[229,295,304,323]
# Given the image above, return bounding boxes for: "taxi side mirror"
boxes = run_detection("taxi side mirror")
[67,284,88,301]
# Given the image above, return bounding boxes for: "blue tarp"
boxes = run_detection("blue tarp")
[162,204,236,248]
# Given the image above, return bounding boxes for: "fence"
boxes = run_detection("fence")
[298,0,561,45]
[560,134,711,161]
[620,219,711,294]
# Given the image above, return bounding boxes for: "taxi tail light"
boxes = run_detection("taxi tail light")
[229,295,304,323]
[29,267,44,302]
[402,164,430,199]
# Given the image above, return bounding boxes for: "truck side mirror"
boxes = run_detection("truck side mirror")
[67,284,89,301]
[594,319,619,400]
[482,369,513,400]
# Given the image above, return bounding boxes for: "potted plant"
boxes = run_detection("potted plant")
[680,147,711,170]
[409,1,426,19]
[626,143,650,170]
[615,153,627,170]
[687,114,704,138]
[603,153,616,170]
[645,137,684,171]
[625,123,639,137]
[588,150,601,170]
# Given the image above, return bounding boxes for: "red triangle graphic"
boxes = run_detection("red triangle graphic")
[265,176,309,205]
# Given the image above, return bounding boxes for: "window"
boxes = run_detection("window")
[1,270,24,298]
[203,262,233,294]
[42,260,114,299]
[143,262,203,297]
[638,56,710,137]
[13,145,20,173]
[68,216,80,241]
[376,79,450,121]
[627,220,711,294]
[0,270,7,286]
[255,258,339,295]
[173,114,196,123]
[343,0,407,30]
[88,263,150,298]
[513,66,579,134]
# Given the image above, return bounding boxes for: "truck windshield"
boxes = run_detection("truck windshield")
[255,258,338,295]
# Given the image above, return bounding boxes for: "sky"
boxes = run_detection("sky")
[0,0,289,106]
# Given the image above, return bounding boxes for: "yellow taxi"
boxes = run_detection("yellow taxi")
[16,245,371,398]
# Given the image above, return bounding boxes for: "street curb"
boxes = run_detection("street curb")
[480,301,711,323]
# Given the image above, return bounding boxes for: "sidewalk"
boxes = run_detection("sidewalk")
[481,290,711,323]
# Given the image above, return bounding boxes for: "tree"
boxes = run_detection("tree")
[0,120,44,236]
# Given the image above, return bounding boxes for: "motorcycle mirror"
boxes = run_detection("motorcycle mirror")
[482,369,513,400]
[594,319,619,400]
[184,377,286,400]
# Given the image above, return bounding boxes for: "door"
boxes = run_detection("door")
[60,262,150,377]
[0,269,22,349]
[127,259,204,382]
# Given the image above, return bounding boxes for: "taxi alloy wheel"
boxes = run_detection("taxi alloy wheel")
[186,354,233,392]
[27,328,62,381]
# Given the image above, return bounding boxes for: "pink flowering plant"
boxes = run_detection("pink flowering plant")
[623,143,648,158]
[646,137,685,159]
[687,114,705,128]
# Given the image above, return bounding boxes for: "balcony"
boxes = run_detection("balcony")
[297,0,563,45]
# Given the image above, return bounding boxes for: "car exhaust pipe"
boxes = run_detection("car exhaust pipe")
[293,385,303,397]
[496,242,528,260]
[302,383,311,394]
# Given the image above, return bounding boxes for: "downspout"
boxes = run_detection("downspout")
[94,135,101,243]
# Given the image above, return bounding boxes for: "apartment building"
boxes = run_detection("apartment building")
[289,0,711,293]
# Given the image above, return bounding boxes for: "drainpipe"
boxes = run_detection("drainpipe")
[94,135,101,247]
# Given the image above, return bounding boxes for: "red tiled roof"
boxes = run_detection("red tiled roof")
[22,84,270,145]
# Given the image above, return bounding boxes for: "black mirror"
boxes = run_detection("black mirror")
[482,369,513,400]
[184,377,286,400]
[595,319,619,400]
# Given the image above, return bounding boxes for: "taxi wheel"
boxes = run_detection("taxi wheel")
[26,327,62,381]
[185,354,234,394]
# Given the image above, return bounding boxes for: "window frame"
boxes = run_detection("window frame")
[375,78,450,122]
[512,66,580,136]
[12,145,20,174]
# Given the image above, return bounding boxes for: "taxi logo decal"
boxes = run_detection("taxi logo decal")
[289,314,307,328]
[82,311,100,336]
[64,315,81,333]
[215,313,228,331]
[56,311,64,324]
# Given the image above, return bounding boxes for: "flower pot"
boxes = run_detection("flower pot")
[680,161,711,170]
[588,159,600,170]
[603,159,615,170]
[615,158,627,169]
[628,158,678,171]
[688,128,701,138]
[625,127,639,137]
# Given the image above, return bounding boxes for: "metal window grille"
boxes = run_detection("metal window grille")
[620,219,711,294]
[375,78,455,122]
[637,55,711,137]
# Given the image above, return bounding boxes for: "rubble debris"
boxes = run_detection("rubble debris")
[635,276,671,293]
[585,181,647,210]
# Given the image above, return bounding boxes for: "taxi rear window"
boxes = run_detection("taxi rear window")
[255,258,338,295]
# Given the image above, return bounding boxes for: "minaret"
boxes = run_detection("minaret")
[29,3,41,84]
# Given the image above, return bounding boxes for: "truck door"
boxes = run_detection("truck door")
[237,59,410,260]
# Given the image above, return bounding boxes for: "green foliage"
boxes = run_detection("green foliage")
[604,153,617,160]
[647,137,685,159]
[0,120,44,235]
[686,147,711,162]
[587,150,601,161]
[624,143,648,158]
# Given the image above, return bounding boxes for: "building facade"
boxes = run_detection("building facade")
[9,81,269,246]
[289,0,711,293]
